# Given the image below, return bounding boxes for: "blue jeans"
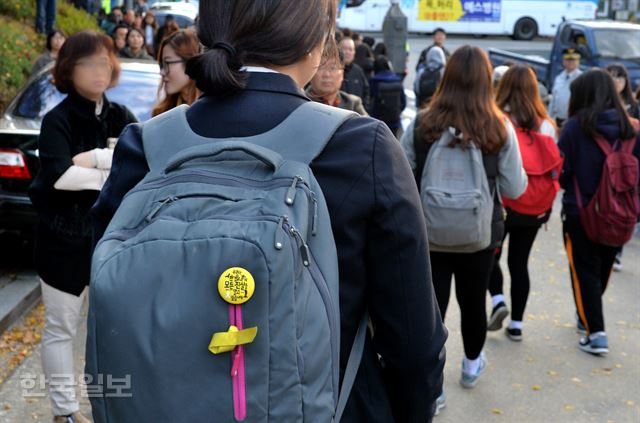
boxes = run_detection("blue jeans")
[36,0,57,34]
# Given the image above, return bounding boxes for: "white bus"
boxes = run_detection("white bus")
[338,0,599,40]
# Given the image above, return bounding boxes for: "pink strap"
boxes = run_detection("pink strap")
[593,135,614,156]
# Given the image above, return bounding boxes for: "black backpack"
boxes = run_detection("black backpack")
[375,80,404,123]
[417,65,442,107]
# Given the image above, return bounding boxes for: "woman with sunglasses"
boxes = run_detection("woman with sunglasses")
[152,29,201,117]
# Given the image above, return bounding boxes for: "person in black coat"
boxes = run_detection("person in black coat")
[354,42,374,78]
[339,36,370,110]
[28,31,136,423]
[415,27,451,72]
[91,2,447,422]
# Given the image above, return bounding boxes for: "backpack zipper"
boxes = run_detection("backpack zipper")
[143,193,242,223]
[229,304,247,421]
[124,171,313,205]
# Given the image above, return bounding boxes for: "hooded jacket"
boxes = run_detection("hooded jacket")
[558,110,640,216]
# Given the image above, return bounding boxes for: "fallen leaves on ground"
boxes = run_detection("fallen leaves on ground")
[0,302,45,387]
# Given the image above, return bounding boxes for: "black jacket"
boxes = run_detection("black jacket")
[91,72,447,423]
[355,43,375,77]
[342,62,370,110]
[29,90,137,296]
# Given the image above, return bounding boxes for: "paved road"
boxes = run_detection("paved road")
[0,210,638,422]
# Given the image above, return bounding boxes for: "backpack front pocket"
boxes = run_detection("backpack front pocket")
[424,188,484,247]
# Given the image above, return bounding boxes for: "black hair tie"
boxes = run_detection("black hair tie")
[211,42,237,57]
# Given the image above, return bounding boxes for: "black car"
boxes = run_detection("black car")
[0,60,161,237]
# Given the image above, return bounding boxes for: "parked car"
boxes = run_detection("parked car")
[150,2,198,28]
[489,20,640,90]
[0,60,160,237]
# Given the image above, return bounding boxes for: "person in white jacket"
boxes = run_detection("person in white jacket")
[548,48,582,127]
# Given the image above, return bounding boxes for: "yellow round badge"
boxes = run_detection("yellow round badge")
[218,267,255,305]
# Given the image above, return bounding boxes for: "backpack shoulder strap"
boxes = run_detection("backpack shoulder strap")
[593,135,614,156]
[413,114,433,190]
[622,119,639,154]
[333,312,368,423]
[141,104,196,172]
[141,102,357,172]
[251,101,357,165]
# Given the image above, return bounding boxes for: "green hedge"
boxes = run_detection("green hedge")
[0,17,44,113]
[57,1,100,35]
[0,0,35,22]
[0,0,99,34]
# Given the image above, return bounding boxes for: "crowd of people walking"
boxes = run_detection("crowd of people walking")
[26,1,640,422]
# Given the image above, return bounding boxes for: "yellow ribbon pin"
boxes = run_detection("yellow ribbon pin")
[208,325,258,355]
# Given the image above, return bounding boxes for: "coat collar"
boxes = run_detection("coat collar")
[67,89,111,121]
[242,72,310,100]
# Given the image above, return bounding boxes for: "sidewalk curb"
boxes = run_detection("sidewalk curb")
[0,279,41,335]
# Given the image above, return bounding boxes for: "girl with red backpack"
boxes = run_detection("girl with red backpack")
[559,69,640,356]
[487,65,562,341]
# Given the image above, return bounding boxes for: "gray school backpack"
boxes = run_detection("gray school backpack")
[86,102,368,423]
[420,128,496,253]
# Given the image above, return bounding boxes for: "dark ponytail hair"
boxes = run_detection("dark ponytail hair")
[186,0,337,97]
[569,68,636,140]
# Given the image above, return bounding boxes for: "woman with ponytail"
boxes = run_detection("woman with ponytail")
[91,1,446,422]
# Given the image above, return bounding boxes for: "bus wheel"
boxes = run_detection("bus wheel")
[513,17,537,41]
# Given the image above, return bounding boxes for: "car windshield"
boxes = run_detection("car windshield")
[593,29,640,60]
[13,68,161,123]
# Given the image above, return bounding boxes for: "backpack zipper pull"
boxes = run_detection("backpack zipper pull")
[274,216,286,250]
[285,176,303,205]
[145,196,177,222]
[289,226,310,267]
[311,195,318,236]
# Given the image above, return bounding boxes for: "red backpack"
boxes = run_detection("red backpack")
[574,126,640,246]
[503,122,563,216]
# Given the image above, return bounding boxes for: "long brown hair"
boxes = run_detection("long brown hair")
[152,30,200,117]
[606,64,638,109]
[496,64,556,132]
[142,10,158,32]
[417,45,507,153]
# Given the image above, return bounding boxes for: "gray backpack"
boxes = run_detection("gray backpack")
[420,129,496,253]
[86,102,367,422]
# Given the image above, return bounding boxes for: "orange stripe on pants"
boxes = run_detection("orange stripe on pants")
[565,233,590,335]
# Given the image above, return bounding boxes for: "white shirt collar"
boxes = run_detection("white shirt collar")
[240,66,280,74]
[95,98,104,116]
[565,69,580,78]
